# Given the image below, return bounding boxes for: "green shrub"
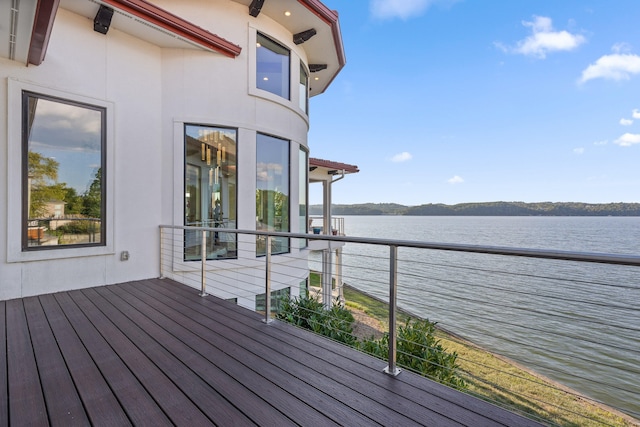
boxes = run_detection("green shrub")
[277,296,465,390]
[359,318,466,390]
[277,296,356,346]
[56,220,96,234]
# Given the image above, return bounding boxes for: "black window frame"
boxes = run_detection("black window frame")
[21,91,107,252]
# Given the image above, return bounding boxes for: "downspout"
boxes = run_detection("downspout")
[331,170,345,184]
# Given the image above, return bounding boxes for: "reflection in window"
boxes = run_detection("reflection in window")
[184,124,237,261]
[257,33,290,99]
[256,133,289,256]
[23,92,105,250]
[299,63,309,113]
[255,287,290,314]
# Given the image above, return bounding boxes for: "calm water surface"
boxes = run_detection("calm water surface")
[323,216,640,417]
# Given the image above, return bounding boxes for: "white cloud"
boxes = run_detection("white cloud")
[593,140,608,146]
[497,16,585,59]
[620,118,633,126]
[633,109,640,119]
[391,151,413,162]
[573,147,585,154]
[447,175,464,184]
[614,133,640,147]
[578,53,640,84]
[370,0,443,20]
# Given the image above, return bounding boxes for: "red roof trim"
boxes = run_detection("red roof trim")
[310,157,359,174]
[28,0,60,66]
[102,0,241,58]
[298,0,346,68]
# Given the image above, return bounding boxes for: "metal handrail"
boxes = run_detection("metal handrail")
[160,224,640,267]
[159,224,640,384]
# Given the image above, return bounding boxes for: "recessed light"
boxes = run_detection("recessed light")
[314,77,319,80]
[284,11,291,16]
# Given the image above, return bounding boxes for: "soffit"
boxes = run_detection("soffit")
[0,0,241,66]
[230,0,345,97]
[0,1,38,63]
[60,0,241,56]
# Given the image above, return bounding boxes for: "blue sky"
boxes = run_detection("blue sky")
[308,0,640,205]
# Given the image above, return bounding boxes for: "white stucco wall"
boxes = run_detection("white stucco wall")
[1,2,311,302]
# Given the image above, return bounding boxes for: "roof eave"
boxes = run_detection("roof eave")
[27,0,242,66]
[28,0,60,66]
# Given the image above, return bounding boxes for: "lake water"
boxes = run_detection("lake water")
[316,216,640,418]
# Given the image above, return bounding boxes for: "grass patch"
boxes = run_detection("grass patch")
[341,283,637,427]
[343,285,411,328]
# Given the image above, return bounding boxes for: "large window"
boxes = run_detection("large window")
[299,147,308,249]
[299,63,309,113]
[184,125,237,260]
[22,92,106,250]
[256,133,289,255]
[256,33,290,99]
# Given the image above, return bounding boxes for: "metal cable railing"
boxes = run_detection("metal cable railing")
[160,225,640,427]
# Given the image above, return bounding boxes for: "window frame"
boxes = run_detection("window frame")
[183,123,238,261]
[21,91,107,252]
[256,132,291,256]
[299,62,309,114]
[256,32,291,100]
[7,79,115,263]
[298,146,309,249]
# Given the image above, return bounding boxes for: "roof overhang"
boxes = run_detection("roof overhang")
[0,0,242,66]
[231,0,346,97]
[309,157,359,182]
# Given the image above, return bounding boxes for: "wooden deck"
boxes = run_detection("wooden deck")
[0,278,542,426]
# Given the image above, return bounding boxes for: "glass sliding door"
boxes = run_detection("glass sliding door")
[256,133,289,256]
[184,124,237,260]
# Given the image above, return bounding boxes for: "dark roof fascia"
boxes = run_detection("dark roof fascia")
[28,0,60,66]
[309,157,359,174]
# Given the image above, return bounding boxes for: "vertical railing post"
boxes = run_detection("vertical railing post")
[264,235,273,324]
[200,229,207,297]
[384,245,401,376]
[159,226,164,279]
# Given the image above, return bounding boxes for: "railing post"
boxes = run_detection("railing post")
[384,244,401,376]
[159,226,165,279]
[264,235,273,324]
[200,230,207,297]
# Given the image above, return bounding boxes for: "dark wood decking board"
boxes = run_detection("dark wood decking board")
[6,299,48,426]
[124,280,456,426]
[139,278,542,427]
[22,296,89,427]
[0,279,544,426]
[112,282,391,426]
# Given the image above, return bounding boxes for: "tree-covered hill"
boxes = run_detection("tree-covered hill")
[309,202,640,216]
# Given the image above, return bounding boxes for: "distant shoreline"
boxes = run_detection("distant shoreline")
[309,201,640,217]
